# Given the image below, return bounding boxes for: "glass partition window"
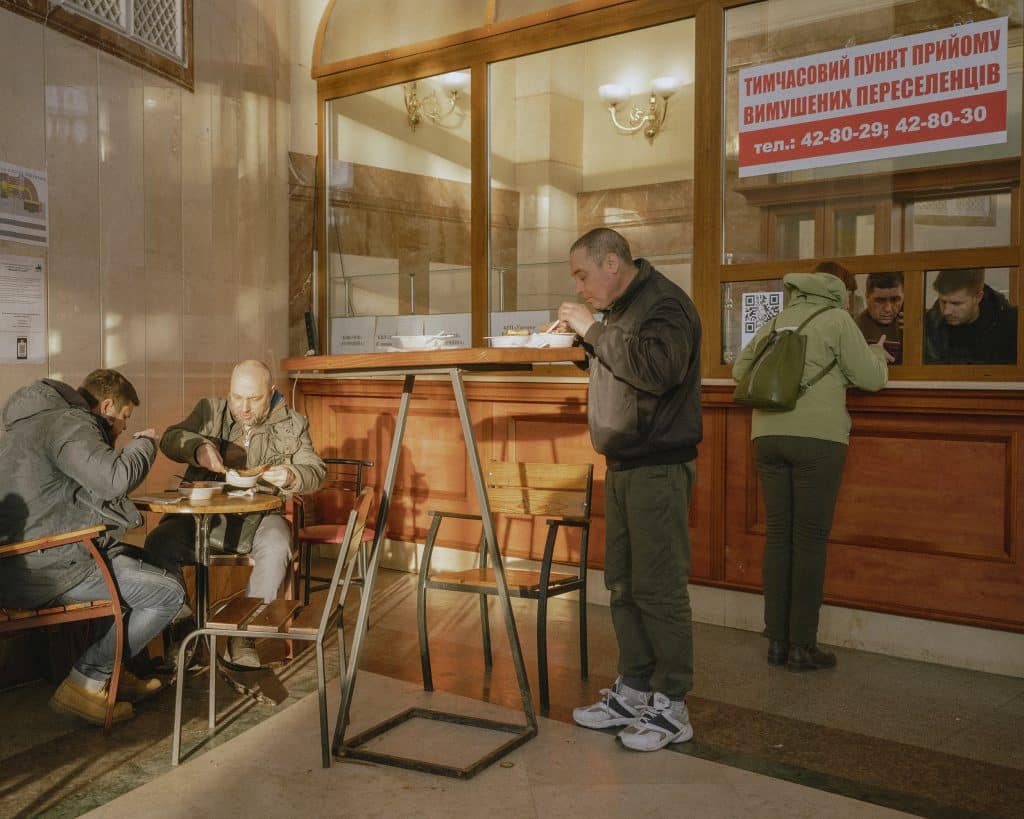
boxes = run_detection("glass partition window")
[488,19,695,337]
[723,1,1023,264]
[924,267,1018,364]
[325,72,472,353]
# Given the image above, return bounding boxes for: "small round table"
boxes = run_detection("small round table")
[132,492,282,629]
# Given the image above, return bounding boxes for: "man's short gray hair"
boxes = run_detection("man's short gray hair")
[571,228,634,267]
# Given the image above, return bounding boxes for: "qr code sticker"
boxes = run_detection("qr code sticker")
[742,292,782,335]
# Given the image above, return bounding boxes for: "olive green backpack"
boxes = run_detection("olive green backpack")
[733,305,837,411]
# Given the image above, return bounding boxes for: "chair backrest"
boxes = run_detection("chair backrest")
[318,486,375,635]
[485,462,593,520]
[312,458,374,524]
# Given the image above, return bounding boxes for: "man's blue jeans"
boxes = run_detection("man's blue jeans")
[49,546,185,682]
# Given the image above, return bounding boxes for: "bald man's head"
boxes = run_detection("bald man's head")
[228,360,274,426]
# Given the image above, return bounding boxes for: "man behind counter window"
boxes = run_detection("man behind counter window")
[924,268,1018,364]
[557,227,702,753]
[856,272,904,364]
[145,360,325,670]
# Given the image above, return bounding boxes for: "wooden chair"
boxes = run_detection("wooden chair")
[417,462,593,715]
[0,525,124,733]
[171,487,374,769]
[292,458,375,605]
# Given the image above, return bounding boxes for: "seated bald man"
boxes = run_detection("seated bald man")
[145,360,325,669]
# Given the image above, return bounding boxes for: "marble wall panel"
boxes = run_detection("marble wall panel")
[96,53,146,427]
[45,31,102,385]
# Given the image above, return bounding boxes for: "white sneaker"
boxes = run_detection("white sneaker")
[572,677,651,729]
[619,692,694,751]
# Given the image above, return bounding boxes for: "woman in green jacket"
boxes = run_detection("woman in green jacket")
[732,263,889,671]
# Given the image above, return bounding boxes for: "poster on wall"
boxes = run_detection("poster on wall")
[738,17,1008,178]
[0,162,49,246]
[741,290,783,350]
[0,255,46,364]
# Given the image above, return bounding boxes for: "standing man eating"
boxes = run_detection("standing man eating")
[558,228,703,752]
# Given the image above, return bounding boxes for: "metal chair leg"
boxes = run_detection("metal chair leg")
[208,634,217,729]
[537,590,550,715]
[316,638,330,768]
[579,583,589,679]
[479,593,492,669]
[172,629,203,766]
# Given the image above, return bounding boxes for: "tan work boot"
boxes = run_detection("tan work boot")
[117,669,166,702]
[49,677,134,725]
[224,636,261,669]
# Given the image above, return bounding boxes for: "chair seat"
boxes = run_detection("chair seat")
[428,567,578,594]
[0,600,112,630]
[299,524,376,545]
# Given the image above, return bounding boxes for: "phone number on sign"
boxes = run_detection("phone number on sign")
[751,105,990,155]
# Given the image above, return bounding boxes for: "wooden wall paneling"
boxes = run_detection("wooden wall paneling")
[722,403,1024,632]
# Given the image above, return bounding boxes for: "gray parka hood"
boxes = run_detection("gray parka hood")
[3,378,91,430]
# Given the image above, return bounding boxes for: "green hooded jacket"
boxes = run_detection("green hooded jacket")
[732,273,888,444]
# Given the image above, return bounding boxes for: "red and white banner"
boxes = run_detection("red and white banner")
[738,18,1008,177]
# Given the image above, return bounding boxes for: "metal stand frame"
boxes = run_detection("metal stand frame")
[330,368,538,778]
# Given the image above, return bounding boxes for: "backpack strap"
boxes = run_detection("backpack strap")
[795,305,838,392]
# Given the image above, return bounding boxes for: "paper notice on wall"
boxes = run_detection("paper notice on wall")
[741,290,783,350]
[0,255,46,363]
[738,17,1008,177]
[0,162,49,246]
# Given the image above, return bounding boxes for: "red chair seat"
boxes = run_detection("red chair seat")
[299,524,375,545]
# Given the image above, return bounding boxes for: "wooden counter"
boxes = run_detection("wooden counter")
[284,355,1024,635]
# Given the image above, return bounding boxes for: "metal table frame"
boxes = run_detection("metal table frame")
[286,348,583,778]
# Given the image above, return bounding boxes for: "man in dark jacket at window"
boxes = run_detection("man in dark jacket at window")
[0,370,184,725]
[558,228,702,752]
[924,268,1018,364]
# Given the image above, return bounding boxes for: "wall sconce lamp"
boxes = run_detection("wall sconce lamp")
[403,71,470,131]
[598,76,680,142]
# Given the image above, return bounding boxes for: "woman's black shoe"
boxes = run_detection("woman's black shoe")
[767,640,789,666]
[787,644,837,671]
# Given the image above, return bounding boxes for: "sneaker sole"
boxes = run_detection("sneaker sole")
[619,724,694,751]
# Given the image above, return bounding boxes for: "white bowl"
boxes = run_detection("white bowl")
[177,482,224,502]
[390,334,449,351]
[225,470,260,488]
[486,335,530,348]
[532,332,576,348]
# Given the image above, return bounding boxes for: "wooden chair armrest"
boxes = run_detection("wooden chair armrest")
[427,510,483,522]
[0,525,108,558]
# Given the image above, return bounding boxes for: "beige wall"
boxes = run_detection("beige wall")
[0,0,298,496]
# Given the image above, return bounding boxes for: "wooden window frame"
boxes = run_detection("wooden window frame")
[313,0,1024,384]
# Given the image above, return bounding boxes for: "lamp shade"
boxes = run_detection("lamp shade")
[437,71,471,93]
[650,76,680,97]
[598,83,630,105]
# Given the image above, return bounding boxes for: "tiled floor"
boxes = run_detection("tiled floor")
[2,569,1022,818]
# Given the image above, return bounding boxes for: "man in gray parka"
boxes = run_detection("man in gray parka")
[146,360,325,669]
[0,369,185,725]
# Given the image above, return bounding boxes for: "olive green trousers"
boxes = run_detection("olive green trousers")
[603,461,696,698]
